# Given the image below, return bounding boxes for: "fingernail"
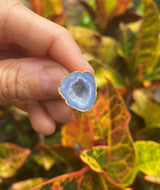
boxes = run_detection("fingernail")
[81,56,95,75]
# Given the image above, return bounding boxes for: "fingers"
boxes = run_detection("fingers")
[0,57,69,103]
[1,0,94,74]
[0,51,21,60]
[42,99,75,123]
[0,43,27,59]
[13,98,75,135]
[28,101,56,135]
[0,0,94,135]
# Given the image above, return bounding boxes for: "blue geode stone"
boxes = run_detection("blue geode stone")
[59,71,97,111]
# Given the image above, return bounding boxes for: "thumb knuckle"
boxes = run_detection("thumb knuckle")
[0,60,21,102]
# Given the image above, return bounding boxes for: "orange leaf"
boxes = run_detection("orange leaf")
[29,0,65,24]
[89,91,130,143]
[61,115,94,149]
[29,0,44,16]
[115,0,133,16]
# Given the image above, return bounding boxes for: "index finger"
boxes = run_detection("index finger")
[1,0,94,73]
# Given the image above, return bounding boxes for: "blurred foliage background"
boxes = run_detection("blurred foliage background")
[0,0,160,189]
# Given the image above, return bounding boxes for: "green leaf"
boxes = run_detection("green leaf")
[104,0,118,15]
[133,0,141,7]
[69,26,117,67]
[43,0,64,19]
[9,178,45,190]
[95,67,125,88]
[145,68,160,81]
[145,56,160,81]
[153,0,160,10]
[0,143,30,178]
[123,141,160,186]
[31,167,127,190]
[131,89,160,128]
[119,28,137,60]
[31,150,55,170]
[79,12,95,30]
[132,0,160,82]
[82,52,124,88]
[81,79,136,184]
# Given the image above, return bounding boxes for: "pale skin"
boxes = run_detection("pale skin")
[0,0,94,135]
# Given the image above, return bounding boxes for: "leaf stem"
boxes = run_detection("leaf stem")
[38,134,45,144]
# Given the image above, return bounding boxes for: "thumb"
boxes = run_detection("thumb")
[0,57,69,104]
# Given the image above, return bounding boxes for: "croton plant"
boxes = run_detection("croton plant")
[0,0,160,190]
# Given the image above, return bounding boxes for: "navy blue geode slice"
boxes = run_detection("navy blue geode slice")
[59,71,97,111]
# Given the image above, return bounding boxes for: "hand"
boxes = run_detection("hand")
[0,0,94,135]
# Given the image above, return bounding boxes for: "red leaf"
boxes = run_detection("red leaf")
[80,79,136,184]
[61,78,135,184]
[31,167,127,190]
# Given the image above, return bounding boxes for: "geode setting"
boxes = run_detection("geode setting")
[59,71,97,111]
